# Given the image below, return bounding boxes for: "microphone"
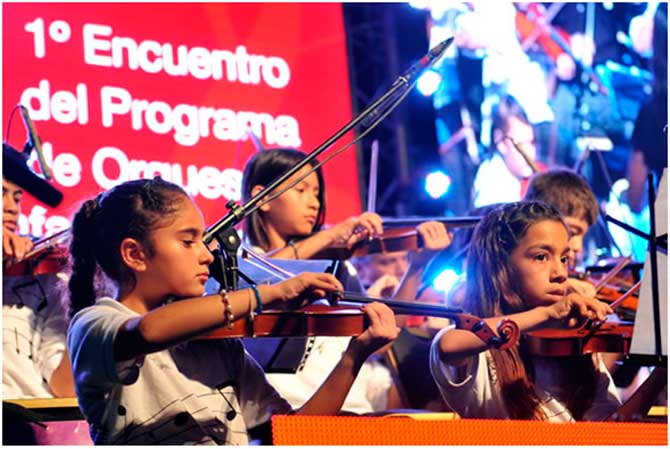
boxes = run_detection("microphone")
[19,104,52,180]
[361,37,454,128]
[399,37,454,83]
[2,143,63,207]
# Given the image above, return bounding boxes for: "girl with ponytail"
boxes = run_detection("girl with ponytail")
[429,201,622,421]
[66,177,398,445]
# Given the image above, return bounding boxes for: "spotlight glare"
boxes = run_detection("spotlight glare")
[425,170,451,199]
[416,69,442,96]
[432,268,460,293]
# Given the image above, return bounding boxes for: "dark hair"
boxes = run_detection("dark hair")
[68,177,189,318]
[466,201,565,318]
[466,201,565,420]
[524,168,599,226]
[241,148,326,250]
[490,95,530,147]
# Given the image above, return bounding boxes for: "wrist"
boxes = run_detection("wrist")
[250,285,263,313]
[258,284,278,306]
[344,338,369,369]
[320,227,339,246]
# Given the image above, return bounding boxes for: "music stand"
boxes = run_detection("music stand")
[606,169,667,364]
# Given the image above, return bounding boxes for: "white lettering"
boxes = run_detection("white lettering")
[92,146,128,189]
[83,24,113,67]
[90,146,243,201]
[52,152,82,187]
[100,86,131,127]
[99,86,302,147]
[20,80,89,124]
[82,23,290,88]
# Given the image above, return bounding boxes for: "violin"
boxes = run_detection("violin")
[4,228,70,276]
[312,228,423,260]
[571,256,640,317]
[203,295,521,351]
[310,217,481,260]
[525,280,642,357]
[515,3,571,62]
[525,321,633,357]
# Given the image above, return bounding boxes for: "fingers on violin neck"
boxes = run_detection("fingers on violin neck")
[328,290,343,306]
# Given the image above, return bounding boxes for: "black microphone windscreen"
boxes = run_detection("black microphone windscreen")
[2,143,63,207]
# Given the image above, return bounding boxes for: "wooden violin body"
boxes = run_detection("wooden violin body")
[525,321,633,357]
[4,245,69,276]
[4,228,70,276]
[312,228,422,260]
[309,217,480,260]
[202,304,369,339]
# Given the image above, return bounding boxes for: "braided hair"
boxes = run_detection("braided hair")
[68,177,188,318]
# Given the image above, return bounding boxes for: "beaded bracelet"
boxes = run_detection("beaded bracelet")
[250,284,263,314]
[219,289,234,329]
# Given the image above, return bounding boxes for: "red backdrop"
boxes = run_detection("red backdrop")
[3,3,361,238]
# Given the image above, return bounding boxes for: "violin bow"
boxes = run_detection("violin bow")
[240,247,294,280]
[585,279,642,332]
[338,293,520,350]
[11,227,71,262]
[240,249,521,350]
[608,279,642,311]
[592,255,632,292]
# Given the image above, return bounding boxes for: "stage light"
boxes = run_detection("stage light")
[425,170,451,199]
[408,1,430,10]
[416,69,442,97]
[432,268,460,293]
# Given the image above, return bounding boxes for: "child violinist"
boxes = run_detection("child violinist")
[241,148,451,413]
[430,201,622,421]
[3,147,75,399]
[66,177,399,444]
[242,148,452,303]
[524,168,600,298]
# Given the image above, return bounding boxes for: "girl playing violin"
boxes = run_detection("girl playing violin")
[242,148,452,301]
[430,201,621,421]
[66,177,399,444]
[241,148,451,413]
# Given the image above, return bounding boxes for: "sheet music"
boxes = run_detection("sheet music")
[630,169,667,356]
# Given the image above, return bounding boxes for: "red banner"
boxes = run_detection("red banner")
[3,3,361,238]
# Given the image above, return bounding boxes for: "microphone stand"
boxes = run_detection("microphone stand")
[205,37,454,291]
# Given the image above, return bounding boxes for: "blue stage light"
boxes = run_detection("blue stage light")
[425,170,451,199]
[416,69,442,97]
[432,268,460,293]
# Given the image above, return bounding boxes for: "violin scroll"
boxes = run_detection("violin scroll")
[452,313,520,350]
[496,318,521,350]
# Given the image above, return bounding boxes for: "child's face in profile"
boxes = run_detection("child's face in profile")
[142,197,214,302]
[563,215,590,268]
[508,219,570,309]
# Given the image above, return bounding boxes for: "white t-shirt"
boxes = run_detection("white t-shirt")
[241,243,394,415]
[67,298,292,445]
[473,153,521,208]
[266,336,393,415]
[3,273,69,399]
[429,325,622,421]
